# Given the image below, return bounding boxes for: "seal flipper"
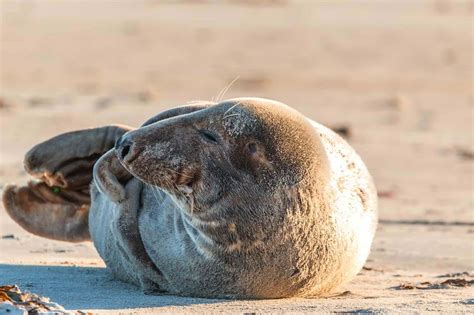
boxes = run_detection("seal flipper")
[116,179,164,294]
[2,182,90,242]
[2,125,133,242]
[92,170,164,292]
[93,149,132,203]
[25,125,133,189]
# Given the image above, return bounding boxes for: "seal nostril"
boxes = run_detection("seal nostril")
[121,144,131,160]
[116,138,137,163]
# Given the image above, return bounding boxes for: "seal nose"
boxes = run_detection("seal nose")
[115,136,135,163]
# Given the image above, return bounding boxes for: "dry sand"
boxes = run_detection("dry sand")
[0,0,473,313]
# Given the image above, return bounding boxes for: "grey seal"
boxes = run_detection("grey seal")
[3,97,377,298]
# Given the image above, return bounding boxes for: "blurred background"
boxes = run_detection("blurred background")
[0,0,473,268]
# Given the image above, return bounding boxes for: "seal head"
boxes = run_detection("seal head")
[115,98,330,217]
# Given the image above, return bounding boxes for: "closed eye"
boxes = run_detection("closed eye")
[199,130,220,144]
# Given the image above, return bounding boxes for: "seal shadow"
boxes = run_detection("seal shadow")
[0,264,222,310]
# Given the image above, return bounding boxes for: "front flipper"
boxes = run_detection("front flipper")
[93,149,132,203]
[89,146,162,291]
[114,179,164,293]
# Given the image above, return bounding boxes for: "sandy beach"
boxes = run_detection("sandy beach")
[1,0,473,313]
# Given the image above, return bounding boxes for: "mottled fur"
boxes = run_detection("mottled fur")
[2,98,377,298]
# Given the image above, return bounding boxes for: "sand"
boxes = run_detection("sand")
[0,0,473,313]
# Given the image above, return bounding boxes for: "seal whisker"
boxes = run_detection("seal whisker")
[222,101,243,120]
[223,101,242,116]
[222,113,240,119]
[167,168,192,179]
[159,176,169,191]
[188,194,194,214]
[216,76,240,102]
[150,177,162,205]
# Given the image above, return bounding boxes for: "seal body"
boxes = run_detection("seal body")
[88,98,377,298]
[3,97,376,298]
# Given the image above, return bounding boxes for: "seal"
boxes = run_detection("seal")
[2,98,377,298]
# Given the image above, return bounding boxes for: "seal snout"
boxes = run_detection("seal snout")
[115,135,138,164]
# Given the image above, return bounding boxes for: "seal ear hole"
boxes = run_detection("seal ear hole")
[245,142,274,174]
[247,143,257,154]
